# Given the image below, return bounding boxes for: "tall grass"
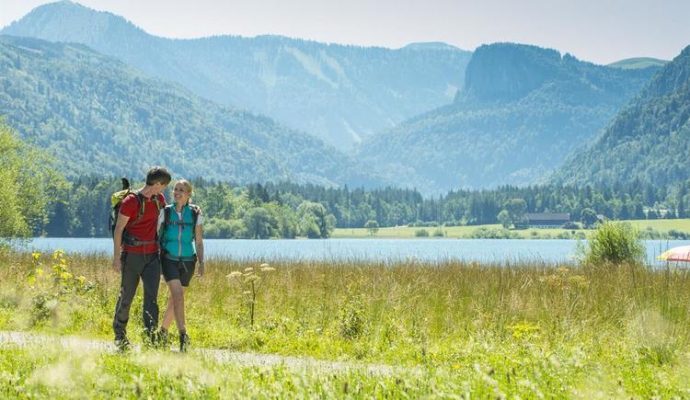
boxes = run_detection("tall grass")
[1,250,690,397]
[580,221,645,266]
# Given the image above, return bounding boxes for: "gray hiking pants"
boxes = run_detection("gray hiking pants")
[112,252,161,339]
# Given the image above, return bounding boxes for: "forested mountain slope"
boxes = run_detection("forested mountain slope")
[357,43,659,192]
[551,45,690,188]
[2,0,471,150]
[0,35,374,186]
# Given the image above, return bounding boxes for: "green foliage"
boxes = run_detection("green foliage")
[226,263,275,328]
[3,1,470,150]
[414,228,429,237]
[608,57,668,70]
[358,43,659,191]
[504,198,527,225]
[364,220,379,236]
[469,227,520,239]
[33,176,690,238]
[0,120,66,238]
[0,35,368,186]
[297,201,334,238]
[0,125,26,237]
[243,208,277,239]
[26,250,94,327]
[339,294,365,340]
[432,227,445,237]
[497,209,511,228]
[581,222,645,266]
[580,207,599,228]
[3,252,690,396]
[553,45,690,189]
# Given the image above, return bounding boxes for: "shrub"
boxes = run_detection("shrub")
[414,229,429,237]
[339,295,365,339]
[364,220,379,236]
[562,221,580,230]
[432,227,445,237]
[469,227,519,239]
[668,229,690,240]
[580,222,645,266]
[226,263,276,328]
[205,218,246,238]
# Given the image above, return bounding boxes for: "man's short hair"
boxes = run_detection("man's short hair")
[145,166,172,186]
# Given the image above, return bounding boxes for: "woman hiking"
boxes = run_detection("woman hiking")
[157,179,205,352]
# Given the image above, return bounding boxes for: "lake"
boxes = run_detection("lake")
[15,238,687,267]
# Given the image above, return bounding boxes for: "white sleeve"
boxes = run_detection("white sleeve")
[196,214,204,226]
[157,208,165,232]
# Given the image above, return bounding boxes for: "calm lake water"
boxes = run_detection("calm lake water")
[16,238,687,267]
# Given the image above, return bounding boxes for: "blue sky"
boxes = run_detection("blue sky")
[2,0,689,64]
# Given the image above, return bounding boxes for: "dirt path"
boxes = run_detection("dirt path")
[0,331,412,376]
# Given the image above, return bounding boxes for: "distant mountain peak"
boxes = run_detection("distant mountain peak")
[2,1,471,153]
[607,57,668,70]
[14,0,101,19]
[637,44,690,100]
[2,0,147,42]
[461,43,566,102]
[402,42,463,51]
[358,41,660,191]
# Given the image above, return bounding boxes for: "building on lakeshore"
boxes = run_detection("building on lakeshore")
[525,213,570,228]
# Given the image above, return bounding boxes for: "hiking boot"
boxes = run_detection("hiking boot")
[115,336,130,353]
[143,329,161,349]
[179,332,190,353]
[157,328,170,349]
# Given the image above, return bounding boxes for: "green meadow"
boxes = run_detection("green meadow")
[332,218,690,239]
[1,243,690,398]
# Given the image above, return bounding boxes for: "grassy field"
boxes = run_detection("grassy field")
[1,248,690,398]
[333,218,690,239]
[628,218,690,232]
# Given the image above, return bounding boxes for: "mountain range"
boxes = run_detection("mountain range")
[0,35,375,186]
[2,1,689,195]
[551,45,690,188]
[1,0,470,150]
[357,43,660,191]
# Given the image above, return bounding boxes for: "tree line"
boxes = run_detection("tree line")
[37,177,690,239]
[3,120,689,241]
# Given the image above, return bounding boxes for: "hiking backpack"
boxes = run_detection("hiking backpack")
[161,203,201,235]
[109,177,160,236]
[159,203,201,259]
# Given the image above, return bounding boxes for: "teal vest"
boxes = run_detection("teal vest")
[161,204,197,261]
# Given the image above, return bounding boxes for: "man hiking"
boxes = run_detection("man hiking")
[111,166,171,351]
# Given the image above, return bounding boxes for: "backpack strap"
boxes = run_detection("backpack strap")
[189,204,201,228]
[128,192,162,227]
[163,204,173,228]
[121,192,162,247]
[162,204,200,241]
[152,193,162,213]
[127,192,146,226]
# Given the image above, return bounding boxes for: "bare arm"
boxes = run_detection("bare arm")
[112,213,130,272]
[195,223,205,276]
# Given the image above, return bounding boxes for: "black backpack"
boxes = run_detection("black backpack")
[159,204,201,259]
[161,203,201,236]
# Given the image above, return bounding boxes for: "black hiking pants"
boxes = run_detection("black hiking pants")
[113,252,161,339]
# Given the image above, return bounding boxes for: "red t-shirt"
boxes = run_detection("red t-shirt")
[119,192,166,254]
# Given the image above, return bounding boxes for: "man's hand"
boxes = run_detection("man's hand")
[112,258,121,273]
[196,261,205,277]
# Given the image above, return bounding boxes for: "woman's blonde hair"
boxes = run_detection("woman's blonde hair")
[175,179,193,202]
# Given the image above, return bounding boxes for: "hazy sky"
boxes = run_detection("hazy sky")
[1,0,689,64]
